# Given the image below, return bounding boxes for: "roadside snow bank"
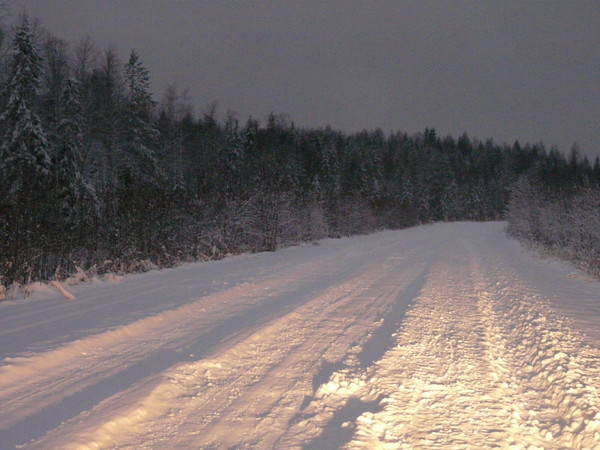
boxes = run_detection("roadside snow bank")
[485,270,600,448]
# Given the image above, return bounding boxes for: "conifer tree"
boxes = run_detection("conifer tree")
[0,16,50,203]
[118,50,163,256]
[122,50,161,186]
[0,16,53,282]
[53,78,97,230]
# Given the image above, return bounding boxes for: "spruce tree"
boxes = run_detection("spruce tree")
[122,50,161,186]
[0,16,51,202]
[119,50,163,256]
[0,16,53,282]
[53,78,97,230]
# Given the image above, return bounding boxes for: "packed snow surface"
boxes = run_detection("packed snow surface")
[1,222,600,449]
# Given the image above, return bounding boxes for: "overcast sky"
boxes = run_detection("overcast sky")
[8,0,600,157]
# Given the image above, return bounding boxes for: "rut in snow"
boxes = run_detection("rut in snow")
[2,222,600,449]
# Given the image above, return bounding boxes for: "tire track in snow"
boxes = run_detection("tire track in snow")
[0,258,300,358]
[284,266,428,449]
[286,228,600,449]
[307,265,428,397]
[285,241,550,448]
[27,256,427,449]
[4,222,600,448]
[0,252,376,447]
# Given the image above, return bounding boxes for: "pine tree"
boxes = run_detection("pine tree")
[118,51,163,257]
[0,16,54,282]
[0,16,51,203]
[86,46,123,194]
[53,78,97,230]
[223,113,245,196]
[122,50,161,186]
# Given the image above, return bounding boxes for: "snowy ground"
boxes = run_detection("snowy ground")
[1,222,599,449]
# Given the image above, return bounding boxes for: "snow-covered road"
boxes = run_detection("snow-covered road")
[1,222,599,449]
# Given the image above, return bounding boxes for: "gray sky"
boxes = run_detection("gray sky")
[9,0,600,157]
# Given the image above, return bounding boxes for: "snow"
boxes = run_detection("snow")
[1,222,599,448]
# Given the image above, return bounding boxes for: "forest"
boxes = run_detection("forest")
[1,16,599,291]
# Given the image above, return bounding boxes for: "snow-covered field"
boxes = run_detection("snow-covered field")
[1,222,599,449]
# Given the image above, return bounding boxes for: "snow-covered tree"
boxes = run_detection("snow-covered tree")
[222,111,245,195]
[0,16,51,203]
[53,78,97,229]
[121,50,161,186]
[0,16,55,283]
[111,51,165,257]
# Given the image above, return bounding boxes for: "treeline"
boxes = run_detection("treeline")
[506,148,600,277]
[1,17,598,287]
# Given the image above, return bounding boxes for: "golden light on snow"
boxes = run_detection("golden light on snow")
[1,223,599,448]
